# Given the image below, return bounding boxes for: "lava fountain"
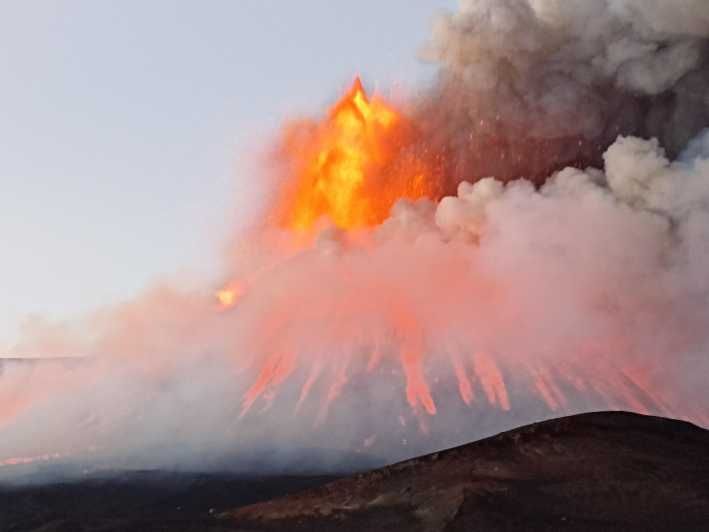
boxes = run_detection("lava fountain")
[215,79,709,451]
[272,77,442,231]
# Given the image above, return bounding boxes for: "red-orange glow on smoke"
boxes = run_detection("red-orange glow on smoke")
[223,247,676,427]
[219,80,445,419]
[0,452,63,468]
[3,73,709,473]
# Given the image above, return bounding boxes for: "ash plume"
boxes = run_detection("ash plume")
[2,0,709,481]
[415,0,709,185]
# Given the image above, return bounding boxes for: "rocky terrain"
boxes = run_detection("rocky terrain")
[225,412,709,531]
[1,411,708,531]
[0,472,338,531]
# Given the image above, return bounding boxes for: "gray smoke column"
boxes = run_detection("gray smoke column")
[414,0,709,185]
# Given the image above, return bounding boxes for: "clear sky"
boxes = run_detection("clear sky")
[0,1,455,347]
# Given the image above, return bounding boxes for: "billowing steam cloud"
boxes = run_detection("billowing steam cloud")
[417,0,709,184]
[2,0,709,480]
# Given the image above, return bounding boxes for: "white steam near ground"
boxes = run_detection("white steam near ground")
[2,0,709,481]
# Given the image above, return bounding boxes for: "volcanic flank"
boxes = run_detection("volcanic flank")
[223,412,709,531]
[2,0,709,481]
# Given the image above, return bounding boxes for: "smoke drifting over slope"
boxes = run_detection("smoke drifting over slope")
[2,0,709,478]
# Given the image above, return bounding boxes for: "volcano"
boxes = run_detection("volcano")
[224,411,709,531]
[3,0,709,503]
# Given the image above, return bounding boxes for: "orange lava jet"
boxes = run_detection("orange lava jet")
[274,77,440,231]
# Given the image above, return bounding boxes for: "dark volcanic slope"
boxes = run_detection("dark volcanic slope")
[0,473,338,532]
[225,412,709,531]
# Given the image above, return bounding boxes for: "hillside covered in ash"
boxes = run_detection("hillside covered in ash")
[225,411,709,531]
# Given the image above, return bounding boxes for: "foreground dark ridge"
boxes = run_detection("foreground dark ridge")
[0,473,339,532]
[225,411,709,531]
[1,412,707,531]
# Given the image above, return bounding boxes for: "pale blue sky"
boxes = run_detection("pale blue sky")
[0,1,454,346]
